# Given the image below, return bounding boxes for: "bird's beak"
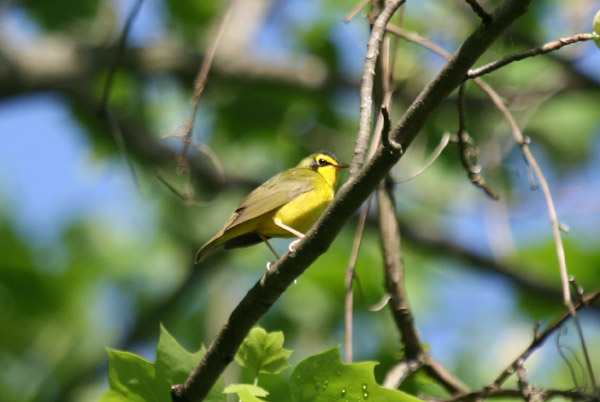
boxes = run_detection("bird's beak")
[334,163,349,169]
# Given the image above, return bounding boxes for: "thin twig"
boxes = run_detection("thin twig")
[179,0,238,172]
[456,84,500,199]
[387,22,573,313]
[467,33,597,79]
[155,169,209,206]
[388,23,600,392]
[344,198,372,363]
[556,327,584,391]
[515,359,533,402]
[490,290,600,387]
[99,0,145,188]
[101,0,145,110]
[395,132,451,183]
[477,49,598,393]
[482,79,573,310]
[152,0,235,208]
[105,109,140,189]
[345,0,370,22]
[439,387,597,402]
[353,273,391,312]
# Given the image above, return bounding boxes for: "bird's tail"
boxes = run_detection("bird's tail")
[195,235,224,263]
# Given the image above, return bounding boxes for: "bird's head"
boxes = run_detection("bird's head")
[298,151,349,188]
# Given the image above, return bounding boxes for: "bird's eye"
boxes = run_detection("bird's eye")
[318,158,327,165]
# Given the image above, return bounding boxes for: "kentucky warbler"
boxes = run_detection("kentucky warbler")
[195,151,348,263]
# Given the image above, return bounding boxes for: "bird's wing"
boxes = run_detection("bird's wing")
[225,168,315,230]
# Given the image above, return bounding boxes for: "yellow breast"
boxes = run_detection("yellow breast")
[257,176,334,237]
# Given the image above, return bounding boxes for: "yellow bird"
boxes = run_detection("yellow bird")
[195,151,348,263]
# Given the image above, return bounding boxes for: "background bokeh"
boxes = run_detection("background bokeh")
[1,0,599,401]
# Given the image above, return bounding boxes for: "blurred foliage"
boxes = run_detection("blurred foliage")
[22,0,102,32]
[0,0,599,402]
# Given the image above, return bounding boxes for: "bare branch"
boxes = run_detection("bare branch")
[395,132,450,183]
[171,1,533,399]
[155,169,209,206]
[456,84,500,199]
[70,90,255,192]
[345,0,399,363]
[101,0,145,110]
[490,290,600,388]
[351,0,406,177]
[344,198,372,362]
[515,359,533,402]
[377,180,420,359]
[387,21,576,321]
[345,0,370,22]
[440,387,597,402]
[99,0,145,188]
[179,0,238,171]
[377,178,470,394]
[467,33,598,79]
[382,360,423,389]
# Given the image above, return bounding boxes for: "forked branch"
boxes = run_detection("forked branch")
[171,1,533,400]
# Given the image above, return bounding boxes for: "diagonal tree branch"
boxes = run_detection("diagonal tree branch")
[171,1,533,400]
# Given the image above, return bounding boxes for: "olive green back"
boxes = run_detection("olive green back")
[225,168,317,230]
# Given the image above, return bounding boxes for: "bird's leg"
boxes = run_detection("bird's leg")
[259,234,280,270]
[273,219,305,252]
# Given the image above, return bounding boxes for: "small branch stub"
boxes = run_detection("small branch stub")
[464,0,492,24]
[380,105,403,152]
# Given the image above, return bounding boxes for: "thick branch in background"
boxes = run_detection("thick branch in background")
[171,1,533,400]
[69,90,256,192]
[0,38,329,98]
[377,178,469,394]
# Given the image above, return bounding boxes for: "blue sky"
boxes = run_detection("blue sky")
[0,94,152,246]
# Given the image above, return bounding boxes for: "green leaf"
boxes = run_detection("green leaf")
[155,323,206,385]
[290,347,425,402]
[100,325,226,402]
[103,349,161,402]
[235,327,292,375]
[237,387,269,402]
[224,383,269,397]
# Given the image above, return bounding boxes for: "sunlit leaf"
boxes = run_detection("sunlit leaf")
[100,325,225,402]
[235,327,292,376]
[290,347,425,402]
[224,383,269,397]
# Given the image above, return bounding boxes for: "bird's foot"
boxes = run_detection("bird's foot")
[288,238,302,253]
[260,261,276,286]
